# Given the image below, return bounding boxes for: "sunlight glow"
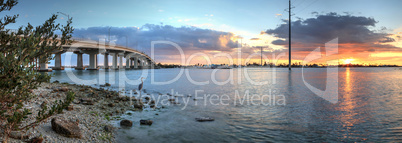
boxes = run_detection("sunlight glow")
[343,59,355,64]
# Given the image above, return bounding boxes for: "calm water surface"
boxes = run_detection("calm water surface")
[50,67,402,142]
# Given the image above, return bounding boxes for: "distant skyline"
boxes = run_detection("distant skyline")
[2,0,402,65]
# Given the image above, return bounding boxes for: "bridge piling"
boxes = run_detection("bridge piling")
[86,51,99,70]
[103,53,109,69]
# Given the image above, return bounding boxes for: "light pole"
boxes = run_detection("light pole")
[57,12,69,20]
[260,46,263,66]
[108,27,111,44]
[288,0,292,70]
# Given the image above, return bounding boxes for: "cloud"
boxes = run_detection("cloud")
[72,24,240,56]
[275,14,282,17]
[379,37,395,43]
[250,38,260,40]
[265,12,402,54]
[271,39,287,45]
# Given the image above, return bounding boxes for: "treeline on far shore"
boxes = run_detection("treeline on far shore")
[155,63,400,68]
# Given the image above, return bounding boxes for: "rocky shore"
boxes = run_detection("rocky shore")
[2,81,147,143]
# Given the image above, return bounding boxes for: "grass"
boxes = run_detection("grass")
[89,111,99,117]
[99,132,113,141]
[105,114,111,121]
[112,116,121,120]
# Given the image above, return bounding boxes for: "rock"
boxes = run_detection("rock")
[104,125,114,132]
[80,98,94,105]
[89,92,98,97]
[81,98,92,102]
[106,94,111,98]
[53,88,59,92]
[145,97,150,100]
[9,131,29,140]
[120,120,133,127]
[53,80,60,83]
[131,98,139,101]
[118,96,127,101]
[195,117,215,122]
[133,102,144,109]
[26,136,44,143]
[60,87,69,92]
[114,100,119,103]
[140,120,153,125]
[79,88,85,92]
[108,103,115,107]
[105,83,111,86]
[66,105,74,111]
[51,117,82,138]
[82,101,94,105]
[170,101,180,105]
[40,101,48,108]
[168,98,175,101]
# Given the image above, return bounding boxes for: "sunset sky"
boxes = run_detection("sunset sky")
[2,0,402,65]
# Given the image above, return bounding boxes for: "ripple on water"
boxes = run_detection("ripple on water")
[50,68,402,142]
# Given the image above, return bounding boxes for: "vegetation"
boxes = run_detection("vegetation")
[99,132,113,142]
[104,114,111,121]
[156,63,182,68]
[0,0,74,142]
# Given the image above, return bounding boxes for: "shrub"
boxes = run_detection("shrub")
[0,0,74,142]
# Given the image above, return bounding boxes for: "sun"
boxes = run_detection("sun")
[343,59,354,64]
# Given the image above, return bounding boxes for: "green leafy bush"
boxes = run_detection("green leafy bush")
[0,0,74,142]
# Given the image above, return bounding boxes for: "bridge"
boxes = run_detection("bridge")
[39,38,156,72]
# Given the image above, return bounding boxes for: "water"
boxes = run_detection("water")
[50,67,402,142]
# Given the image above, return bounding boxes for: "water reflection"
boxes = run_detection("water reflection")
[49,68,402,142]
[341,68,356,136]
[336,68,366,141]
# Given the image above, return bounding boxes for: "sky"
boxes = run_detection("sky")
[2,0,402,65]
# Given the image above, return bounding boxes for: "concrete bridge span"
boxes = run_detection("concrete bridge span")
[39,39,155,71]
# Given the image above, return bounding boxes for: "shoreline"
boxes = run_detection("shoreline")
[3,81,145,143]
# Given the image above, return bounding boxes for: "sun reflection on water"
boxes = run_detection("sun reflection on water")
[340,68,358,138]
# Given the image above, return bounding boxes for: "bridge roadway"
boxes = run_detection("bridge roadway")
[39,38,155,71]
